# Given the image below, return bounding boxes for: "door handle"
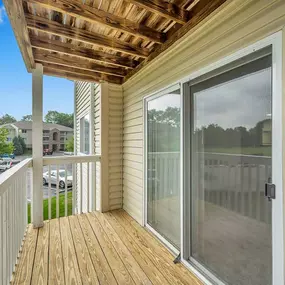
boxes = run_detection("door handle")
[265,183,275,201]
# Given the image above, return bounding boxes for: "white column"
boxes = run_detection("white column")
[32,63,44,228]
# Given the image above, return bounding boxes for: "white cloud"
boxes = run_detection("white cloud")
[0,6,6,24]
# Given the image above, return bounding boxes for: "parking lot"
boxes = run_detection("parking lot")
[0,152,73,201]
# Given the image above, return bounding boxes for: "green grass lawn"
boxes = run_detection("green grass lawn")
[205,146,271,156]
[28,191,73,223]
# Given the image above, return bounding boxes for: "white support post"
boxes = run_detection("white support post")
[32,63,44,228]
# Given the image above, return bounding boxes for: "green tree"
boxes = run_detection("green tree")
[13,136,23,155]
[21,115,32,121]
[0,128,14,155]
[0,114,17,125]
[65,136,74,152]
[45,111,74,128]
[18,136,26,153]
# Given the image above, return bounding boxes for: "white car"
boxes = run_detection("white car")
[43,170,73,188]
[0,160,12,171]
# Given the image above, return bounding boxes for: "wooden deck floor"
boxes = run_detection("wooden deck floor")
[12,210,202,285]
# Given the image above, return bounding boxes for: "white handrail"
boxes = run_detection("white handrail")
[0,158,31,285]
[0,158,32,195]
[43,154,101,165]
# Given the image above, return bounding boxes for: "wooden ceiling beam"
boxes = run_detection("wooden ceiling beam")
[125,0,227,82]
[24,0,165,44]
[30,36,139,69]
[2,0,35,72]
[25,13,150,58]
[42,63,123,84]
[124,0,189,24]
[33,49,127,77]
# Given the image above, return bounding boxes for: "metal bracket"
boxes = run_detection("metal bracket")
[173,253,181,264]
[265,183,276,201]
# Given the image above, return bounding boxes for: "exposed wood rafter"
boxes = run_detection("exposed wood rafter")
[42,63,123,84]
[125,0,227,81]
[2,0,35,72]
[33,49,127,77]
[30,36,139,69]
[24,0,166,43]
[25,13,150,58]
[124,0,189,24]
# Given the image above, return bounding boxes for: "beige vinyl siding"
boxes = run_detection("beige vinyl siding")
[108,84,123,210]
[122,0,285,224]
[75,81,92,213]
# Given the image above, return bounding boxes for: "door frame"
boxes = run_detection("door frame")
[143,31,284,285]
[180,31,284,285]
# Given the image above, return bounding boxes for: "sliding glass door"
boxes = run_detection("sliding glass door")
[185,48,273,285]
[146,86,181,248]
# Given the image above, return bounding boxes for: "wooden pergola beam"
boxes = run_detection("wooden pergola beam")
[24,0,165,44]
[30,36,139,69]
[42,63,123,84]
[2,0,35,72]
[33,49,127,77]
[125,0,227,81]
[124,0,189,24]
[25,13,150,58]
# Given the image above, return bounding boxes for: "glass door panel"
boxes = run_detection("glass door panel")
[189,53,272,284]
[146,89,181,248]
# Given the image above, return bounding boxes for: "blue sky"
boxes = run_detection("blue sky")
[0,0,74,121]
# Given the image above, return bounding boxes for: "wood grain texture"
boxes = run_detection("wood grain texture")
[2,0,35,72]
[31,221,49,285]
[12,225,38,285]
[25,13,150,58]
[124,0,227,81]
[42,62,123,85]
[49,219,65,285]
[69,215,100,285]
[25,0,165,43]
[94,211,151,285]
[124,0,189,24]
[13,211,203,285]
[30,36,139,69]
[86,212,135,285]
[33,49,127,77]
[60,217,82,285]
[78,214,118,285]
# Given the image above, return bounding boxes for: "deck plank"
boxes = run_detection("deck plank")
[68,215,100,285]
[86,212,135,285]
[13,224,38,285]
[31,221,49,285]
[94,211,152,285]
[49,219,65,285]
[60,216,82,285]
[114,210,202,285]
[102,211,170,285]
[77,214,118,285]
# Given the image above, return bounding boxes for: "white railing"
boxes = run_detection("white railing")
[0,158,32,285]
[42,154,101,219]
[148,152,271,222]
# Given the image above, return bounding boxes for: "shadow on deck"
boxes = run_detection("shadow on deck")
[11,210,201,285]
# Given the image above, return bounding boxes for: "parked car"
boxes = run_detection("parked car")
[0,153,15,159]
[0,160,12,171]
[43,169,72,188]
[43,149,53,155]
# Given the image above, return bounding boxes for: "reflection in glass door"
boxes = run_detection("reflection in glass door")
[146,88,181,248]
[187,50,273,284]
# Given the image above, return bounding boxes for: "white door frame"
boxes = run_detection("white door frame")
[143,31,284,285]
[180,31,284,285]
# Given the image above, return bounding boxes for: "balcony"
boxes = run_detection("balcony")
[0,155,201,285]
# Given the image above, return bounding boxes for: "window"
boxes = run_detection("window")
[80,114,90,154]
[43,137,49,141]
[21,129,27,133]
